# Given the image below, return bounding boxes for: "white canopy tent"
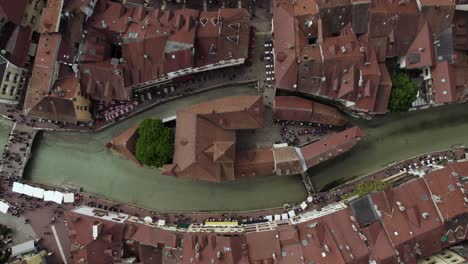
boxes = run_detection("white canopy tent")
[22,185,35,197]
[63,193,75,203]
[281,213,288,220]
[12,182,24,194]
[274,214,281,221]
[0,201,10,214]
[52,191,64,204]
[265,215,273,222]
[32,188,45,199]
[300,201,308,210]
[43,191,55,201]
[288,210,296,218]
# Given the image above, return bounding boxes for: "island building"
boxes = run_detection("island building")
[63,158,468,263]
[271,0,468,114]
[158,95,363,182]
[23,0,253,124]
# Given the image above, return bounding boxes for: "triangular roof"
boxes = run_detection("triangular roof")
[109,127,141,166]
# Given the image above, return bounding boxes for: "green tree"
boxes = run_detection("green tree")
[389,71,419,111]
[136,119,174,167]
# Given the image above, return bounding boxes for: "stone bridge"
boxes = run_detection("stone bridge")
[0,123,37,178]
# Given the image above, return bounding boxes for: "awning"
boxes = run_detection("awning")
[12,182,24,194]
[43,191,55,201]
[11,240,35,257]
[22,185,35,197]
[52,191,64,204]
[32,188,45,199]
[0,201,10,214]
[63,193,74,203]
[288,210,296,218]
[300,202,308,210]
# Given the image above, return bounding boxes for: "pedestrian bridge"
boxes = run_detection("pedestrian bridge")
[0,123,37,178]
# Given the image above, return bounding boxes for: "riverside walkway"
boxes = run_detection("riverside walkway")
[0,123,37,178]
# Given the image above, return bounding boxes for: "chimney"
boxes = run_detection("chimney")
[92,222,103,240]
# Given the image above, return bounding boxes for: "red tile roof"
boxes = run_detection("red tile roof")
[65,210,125,264]
[109,127,141,167]
[0,0,27,25]
[182,233,249,263]
[4,25,32,67]
[28,75,83,123]
[404,21,435,70]
[368,0,421,58]
[322,207,370,263]
[39,0,64,33]
[424,164,467,221]
[245,230,281,262]
[166,96,265,182]
[299,126,364,168]
[123,222,177,249]
[234,148,275,178]
[79,60,130,101]
[272,0,298,90]
[431,60,457,103]
[24,33,62,113]
[274,96,347,126]
[361,221,398,264]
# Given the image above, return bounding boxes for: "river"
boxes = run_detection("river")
[5,86,468,212]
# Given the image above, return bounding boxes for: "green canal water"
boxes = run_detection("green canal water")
[3,85,468,212]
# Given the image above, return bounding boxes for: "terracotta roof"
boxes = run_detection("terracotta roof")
[322,207,370,263]
[78,28,112,62]
[245,230,281,262]
[453,10,468,51]
[424,163,467,221]
[65,210,125,264]
[28,75,83,123]
[0,0,27,25]
[167,96,265,182]
[296,216,347,264]
[272,147,302,176]
[431,60,457,103]
[404,21,435,69]
[420,0,456,35]
[4,25,32,67]
[79,60,130,101]
[299,126,364,169]
[182,233,249,263]
[24,33,62,113]
[272,0,298,90]
[234,148,275,178]
[123,222,177,248]
[274,96,347,126]
[368,0,421,58]
[373,63,392,114]
[109,126,141,167]
[317,0,352,37]
[361,221,398,264]
[195,9,251,66]
[39,0,64,33]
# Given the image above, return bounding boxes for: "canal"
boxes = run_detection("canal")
[4,85,468,212]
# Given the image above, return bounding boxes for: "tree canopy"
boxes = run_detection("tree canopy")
[135,119,174,167]
[388,71,419,112]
